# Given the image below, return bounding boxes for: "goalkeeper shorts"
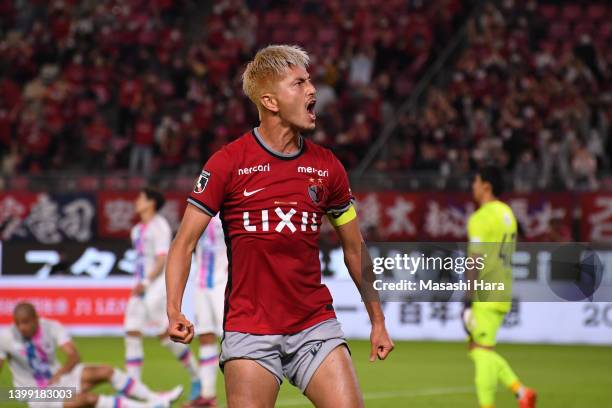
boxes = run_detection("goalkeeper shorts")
[467,304,506,347]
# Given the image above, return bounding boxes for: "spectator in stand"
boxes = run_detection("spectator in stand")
[118,69,143,137]
[130,111,155,175]
[17,108,52,173]
[513,150,539,192]
[157,115,186,173]
[570,138,598,190]
[348,47,375,87]
[414,141,440,172]
[539,132,572,190]
[83,114,112,172]
[1,144,20,177]
[0,102,13,157]
[313,71,337,115]
[441,148,471,189]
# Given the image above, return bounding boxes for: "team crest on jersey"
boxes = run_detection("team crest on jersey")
[193,170,210,194]
[307,178,326,204]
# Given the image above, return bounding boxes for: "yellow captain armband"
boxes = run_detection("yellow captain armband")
[327,204,357,227]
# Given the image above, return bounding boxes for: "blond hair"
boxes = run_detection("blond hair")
[242,45,310,109]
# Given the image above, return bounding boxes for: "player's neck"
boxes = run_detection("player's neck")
[479,195,498,207]
[139,210,156,224]
[257,120,301,155]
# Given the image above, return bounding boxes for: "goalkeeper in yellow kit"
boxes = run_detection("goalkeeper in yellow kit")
[463,166,537,408]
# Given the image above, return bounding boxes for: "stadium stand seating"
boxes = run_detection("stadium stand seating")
[0,0,465,178]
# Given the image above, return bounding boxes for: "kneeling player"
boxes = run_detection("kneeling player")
[0,302,182,408]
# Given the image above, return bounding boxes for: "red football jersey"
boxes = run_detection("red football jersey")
[187,128,353,334]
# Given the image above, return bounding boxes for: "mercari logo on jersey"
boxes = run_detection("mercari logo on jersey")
[243,208,318,233]
[238,163,270,175]
[297,166,328,177]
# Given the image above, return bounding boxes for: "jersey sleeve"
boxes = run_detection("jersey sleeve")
[48,320,71,347]
[153,218,172,256]
[0,332,7,359]
[326,155,356,226]
[467,213,488,256]
[129,226,136,245]
[211,216,225,251]
[187,148,233,216]
[467,213,487,243]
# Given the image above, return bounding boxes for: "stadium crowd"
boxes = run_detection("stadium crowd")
[0,0,465,177]
[382,0,612,191]
[2,0,610,191]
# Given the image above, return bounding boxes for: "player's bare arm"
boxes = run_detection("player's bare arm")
[50,341,80,384]
[463,248,481,305]
[133,253,166,296]
[462,256,480,348]
[334,217,394,361]
[166,204,212,344]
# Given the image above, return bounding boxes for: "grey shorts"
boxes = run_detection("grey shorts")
[220,318,347,392]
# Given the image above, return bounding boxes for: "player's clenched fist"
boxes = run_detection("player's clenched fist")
[370,322,394,361]
[168,312,195,344]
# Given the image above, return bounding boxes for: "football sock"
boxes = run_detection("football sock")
[470,348,498,407]
[470,348,521,406]
[161,337,199,380]
[111,368,157,401]
[510,380,527,399]
[489,350,521,395]
[125,336,144,380]
[199,343,219,398]
[96,395,155,408]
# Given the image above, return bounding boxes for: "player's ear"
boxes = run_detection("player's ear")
[260,93,279,113]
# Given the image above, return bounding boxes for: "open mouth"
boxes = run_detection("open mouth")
[306,99,316,120]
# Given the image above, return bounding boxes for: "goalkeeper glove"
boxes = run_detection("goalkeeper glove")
[461,299,474,335]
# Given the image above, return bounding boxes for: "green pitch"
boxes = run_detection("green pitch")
[1,338,610,407]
